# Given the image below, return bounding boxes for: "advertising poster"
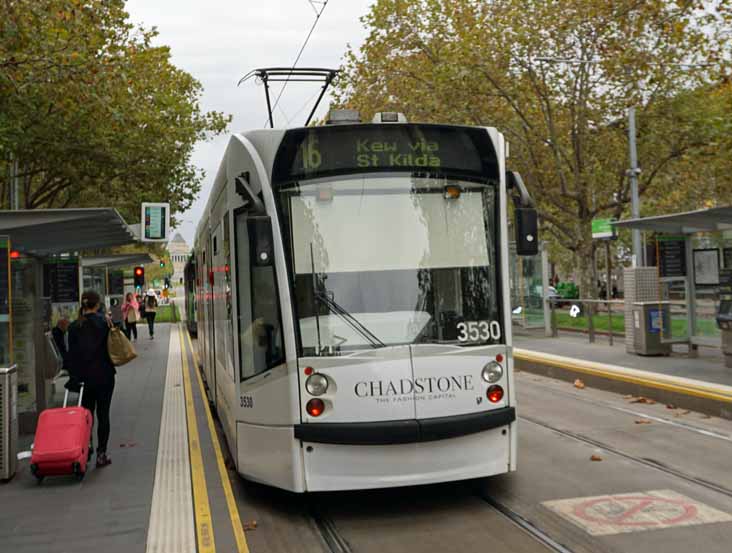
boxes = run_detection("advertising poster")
[693,249,720,286]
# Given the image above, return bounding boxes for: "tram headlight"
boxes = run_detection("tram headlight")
[305,373,329,396]
[482,361,503,383]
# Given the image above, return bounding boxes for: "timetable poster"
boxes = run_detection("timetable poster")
[43,258,80,303]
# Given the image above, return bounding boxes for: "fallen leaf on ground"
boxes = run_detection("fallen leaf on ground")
[634,419,652,424]
[242,520,258,531]
[590,454,603,461]
[630,396,655,404]
[666,404,675,409]
[623,394,634,399]
[573,379,586,389]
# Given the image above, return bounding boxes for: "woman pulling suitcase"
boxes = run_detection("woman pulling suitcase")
[67,290,116,467]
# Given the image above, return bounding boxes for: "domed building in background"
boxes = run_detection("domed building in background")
[167,232,190,288]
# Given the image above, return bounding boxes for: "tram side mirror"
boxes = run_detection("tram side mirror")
[248,216,274,267]
[515,207,539,256]
[235,172,265,215]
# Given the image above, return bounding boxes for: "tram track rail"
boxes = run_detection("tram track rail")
[480,494,576,553]
[519,379,732,443]
[520,414,732,499]
[308,503,354,553]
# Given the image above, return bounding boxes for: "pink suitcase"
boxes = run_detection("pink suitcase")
[30,385,92,482]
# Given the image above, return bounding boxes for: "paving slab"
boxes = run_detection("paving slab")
[0,325,171,553]
[514,331,731,386]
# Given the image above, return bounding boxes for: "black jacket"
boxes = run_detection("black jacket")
[68,312,116,390]
[51,326,70,370]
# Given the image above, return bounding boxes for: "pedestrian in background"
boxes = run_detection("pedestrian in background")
[121,292,139,341]
[51,317,70,372]
[144,289,158,339]
[67,290,116,467]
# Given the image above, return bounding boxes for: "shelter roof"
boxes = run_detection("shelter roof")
[0,208,136,255]
[81,253,154,269]
[612,206,732,234]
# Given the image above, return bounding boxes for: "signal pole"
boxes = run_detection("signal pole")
[627,106,642,266]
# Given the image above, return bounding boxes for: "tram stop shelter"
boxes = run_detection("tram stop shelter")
[613,206,731,358]
[0,208,142,432]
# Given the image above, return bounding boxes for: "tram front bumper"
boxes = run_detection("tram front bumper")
[297,409,516,492]
[294,406,515,445]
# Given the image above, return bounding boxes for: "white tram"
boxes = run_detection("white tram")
[193,112,538,492]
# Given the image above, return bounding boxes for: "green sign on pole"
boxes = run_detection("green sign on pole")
[592,218,616,240]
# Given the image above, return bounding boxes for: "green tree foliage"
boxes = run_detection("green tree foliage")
[0,0,230,222]
[335,0,731,294]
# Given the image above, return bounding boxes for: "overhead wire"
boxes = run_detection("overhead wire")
[262,0,331,127]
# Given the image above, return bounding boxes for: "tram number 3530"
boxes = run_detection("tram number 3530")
[457,321,502,342]
[240,396,254,408]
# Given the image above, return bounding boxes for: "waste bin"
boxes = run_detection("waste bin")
[632,302,671,356]
[0,365,18,480]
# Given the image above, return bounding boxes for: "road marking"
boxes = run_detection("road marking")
[515,349,732,404]
[543,489,732,536]
[179,326,216,553]
[184,326,250,553]
[145,327,195,553]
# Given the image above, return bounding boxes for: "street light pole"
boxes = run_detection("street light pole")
[627,106,642,266]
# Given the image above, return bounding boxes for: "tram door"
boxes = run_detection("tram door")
[204,244,217,406]
[211,216,237,441]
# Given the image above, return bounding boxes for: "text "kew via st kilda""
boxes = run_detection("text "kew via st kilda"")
[356,139,441,168]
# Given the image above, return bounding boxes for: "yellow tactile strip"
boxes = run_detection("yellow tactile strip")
[145,326,196,553]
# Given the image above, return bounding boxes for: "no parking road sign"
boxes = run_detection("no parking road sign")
[543,489,732,536]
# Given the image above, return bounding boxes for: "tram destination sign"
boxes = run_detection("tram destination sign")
[273,124,498,183]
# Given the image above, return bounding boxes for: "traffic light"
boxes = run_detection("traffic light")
[133,266,145,288]
[159,259,165,268]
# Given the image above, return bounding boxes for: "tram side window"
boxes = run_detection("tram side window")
[236,212,285,380]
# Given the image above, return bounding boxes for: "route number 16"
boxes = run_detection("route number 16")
[456,321,501,342]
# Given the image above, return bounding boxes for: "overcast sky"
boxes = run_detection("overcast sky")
[124,0,374,245]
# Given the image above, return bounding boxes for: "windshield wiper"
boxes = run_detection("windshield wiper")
[314,291,386,349]
[309,242,385,351]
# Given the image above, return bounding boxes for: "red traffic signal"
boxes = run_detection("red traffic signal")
[133,266,145,288]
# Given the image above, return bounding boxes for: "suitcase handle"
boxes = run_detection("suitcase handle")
[63,383,85,408]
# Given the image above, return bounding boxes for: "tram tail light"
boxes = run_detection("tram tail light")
[306,399,325,417]
[487,385,504,403]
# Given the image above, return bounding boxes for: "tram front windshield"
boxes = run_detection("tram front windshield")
[277,174,502,356]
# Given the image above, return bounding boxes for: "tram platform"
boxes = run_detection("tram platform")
[514,332,732,419]
[0,323,250,553]
[2,323,732,553]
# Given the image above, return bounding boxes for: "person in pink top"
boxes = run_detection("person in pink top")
[121,292,140,341]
